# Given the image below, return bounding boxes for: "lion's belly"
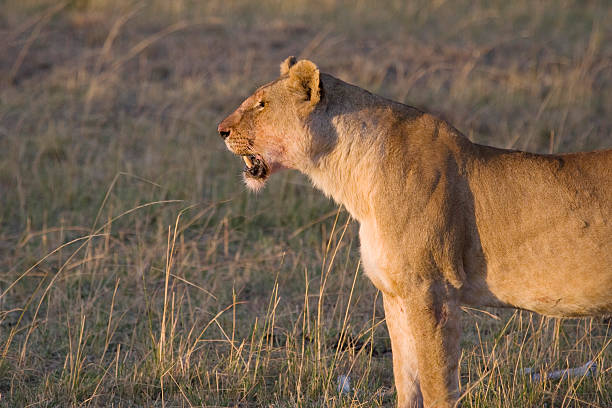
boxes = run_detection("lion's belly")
[479,226,612,317]
[486,265,612,317]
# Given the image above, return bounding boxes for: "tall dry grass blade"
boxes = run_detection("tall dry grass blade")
[7,2,68,84]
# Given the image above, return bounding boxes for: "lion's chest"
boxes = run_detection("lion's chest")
[359,222,400,296]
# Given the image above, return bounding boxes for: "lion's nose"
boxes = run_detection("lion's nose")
[217,123,231,139]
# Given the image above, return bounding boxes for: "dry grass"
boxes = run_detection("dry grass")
[0,0,610,406]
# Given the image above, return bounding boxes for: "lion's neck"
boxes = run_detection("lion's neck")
[299,98,474,223]
[306,158,372,221]
[302,114,383,221]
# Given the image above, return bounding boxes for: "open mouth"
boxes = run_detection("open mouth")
[242,154,268,179]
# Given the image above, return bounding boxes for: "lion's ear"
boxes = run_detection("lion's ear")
[287,59,321,105]
[280,56,297,76]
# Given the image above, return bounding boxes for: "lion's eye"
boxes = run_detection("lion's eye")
[258,100,266,109]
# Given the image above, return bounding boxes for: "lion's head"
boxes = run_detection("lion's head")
[217,57,326,191]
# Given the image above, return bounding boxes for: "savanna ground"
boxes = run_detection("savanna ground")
[0,0,611,406]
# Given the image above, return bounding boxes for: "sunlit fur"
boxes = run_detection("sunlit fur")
[219,58,612,408]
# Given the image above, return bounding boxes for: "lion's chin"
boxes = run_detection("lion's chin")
[239,153,270,192]
[243,172,268,192]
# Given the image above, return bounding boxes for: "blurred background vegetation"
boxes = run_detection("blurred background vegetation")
[0,0,610,406]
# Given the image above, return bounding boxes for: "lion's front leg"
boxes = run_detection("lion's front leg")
[405,282,462,408]
[383,295,424,408]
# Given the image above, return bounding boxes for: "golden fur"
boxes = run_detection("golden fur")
[218,57,612,407]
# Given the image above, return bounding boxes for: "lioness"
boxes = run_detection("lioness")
[218,57,612,407]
